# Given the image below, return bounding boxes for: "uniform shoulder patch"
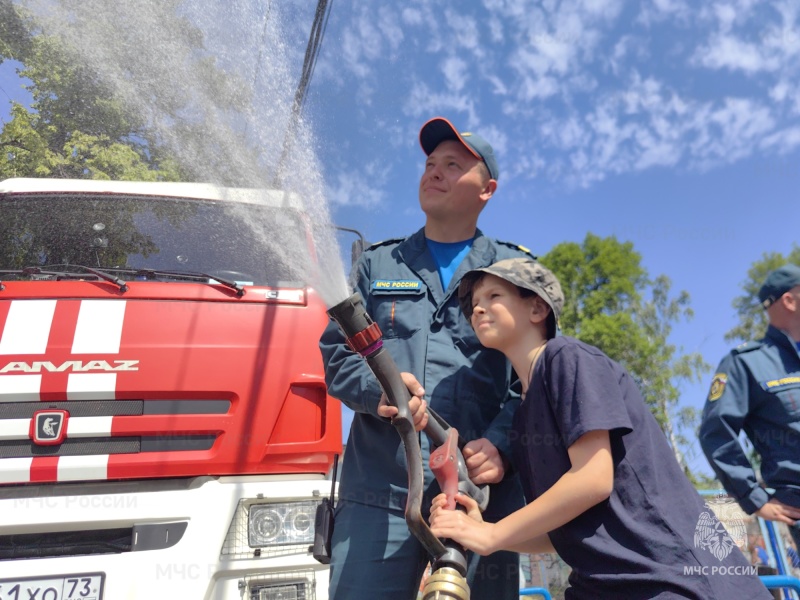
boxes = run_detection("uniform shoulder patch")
[707,373,728,401]
[366,237,406,251]
[732,341,762,355]
[495,239,535,257]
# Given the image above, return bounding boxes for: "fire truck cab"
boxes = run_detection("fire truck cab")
[0,178,341,599]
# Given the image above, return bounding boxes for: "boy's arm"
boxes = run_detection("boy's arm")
[430,429,614,556]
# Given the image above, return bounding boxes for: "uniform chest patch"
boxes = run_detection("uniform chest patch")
[708,373,727,401]
[762,375,800,391]
[371,280,423,294]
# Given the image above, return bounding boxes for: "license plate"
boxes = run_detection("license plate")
[0,573,103,600]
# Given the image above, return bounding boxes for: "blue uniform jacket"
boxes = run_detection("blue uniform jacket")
[319,227,530,513]
[700,325,800,514]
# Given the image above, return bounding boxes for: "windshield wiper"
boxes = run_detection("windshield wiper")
[0,266,245,297]
[0,266,128,292]
[100,267,245,297]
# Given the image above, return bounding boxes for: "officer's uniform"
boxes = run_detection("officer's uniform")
[699,324,800,548]
[319,227,530,600]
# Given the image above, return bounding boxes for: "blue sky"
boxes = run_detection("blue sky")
[2,0,799,477]
[306,0,800,477]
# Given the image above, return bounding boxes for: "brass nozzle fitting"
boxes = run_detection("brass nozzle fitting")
[421,566,470,600]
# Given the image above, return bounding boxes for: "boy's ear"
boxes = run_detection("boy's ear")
[528,296,551,326]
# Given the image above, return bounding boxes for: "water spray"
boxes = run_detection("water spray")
[327,292,490,600]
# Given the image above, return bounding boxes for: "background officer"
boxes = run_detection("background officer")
[700,263,800,551]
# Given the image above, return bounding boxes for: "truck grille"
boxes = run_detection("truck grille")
[0,522,188,560]
[0,399,228,459]
[0,435,217,458]
[0,528,132,560]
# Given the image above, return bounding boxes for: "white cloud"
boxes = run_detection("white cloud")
[402,81,477,124]
[760,125,800,154]
[487,16,504,43]
[327,160,391,208]
[443,9,485,57]
[693,0,800,75]
[695,34,780,74]
[377,6,404,51]
[442,56,469,93]
[770,78,800,114]
[401,7,423,26]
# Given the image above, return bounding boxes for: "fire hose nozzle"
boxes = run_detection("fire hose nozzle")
[327,293,382,356]
[421,567,471,600]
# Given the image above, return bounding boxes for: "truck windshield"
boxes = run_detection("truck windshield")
[0,193,312,286]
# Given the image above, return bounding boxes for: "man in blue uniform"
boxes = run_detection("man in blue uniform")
[700,264,800,551]
[319,117,530,599]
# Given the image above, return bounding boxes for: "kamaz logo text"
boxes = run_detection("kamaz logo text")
[0,359,140,373]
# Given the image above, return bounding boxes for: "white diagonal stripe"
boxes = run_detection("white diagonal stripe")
[0,457,32,483]
[0,419,30,440]
[0,300,57,355]
[0,374,42,401]
[67,373,117,400]
[66,416,113,437]
[58,455,108,481]
[72,300,126,354]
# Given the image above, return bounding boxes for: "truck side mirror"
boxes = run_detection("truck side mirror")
[334,226,368,268]
[351,239,366,267]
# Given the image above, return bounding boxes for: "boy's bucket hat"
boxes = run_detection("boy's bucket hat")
[459,258,564,337]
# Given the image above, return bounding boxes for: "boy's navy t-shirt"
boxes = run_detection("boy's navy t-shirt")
[512,336,771,600]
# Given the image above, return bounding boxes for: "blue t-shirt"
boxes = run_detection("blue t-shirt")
[426,238,473,290]
[512,336,772,600]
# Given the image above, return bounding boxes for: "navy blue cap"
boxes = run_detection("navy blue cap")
[419,117,499,181]
[758,264,800,308]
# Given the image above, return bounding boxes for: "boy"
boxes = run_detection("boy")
[429,257,771,599]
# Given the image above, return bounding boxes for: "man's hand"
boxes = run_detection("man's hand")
[755,499,800,526]
[429,492,496,556]
[377,372,428,432]
[462,438,506,485]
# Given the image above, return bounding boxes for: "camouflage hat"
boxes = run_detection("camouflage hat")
[458,258,564,338]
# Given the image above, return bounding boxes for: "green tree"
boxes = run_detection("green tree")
[541,234,710,477]
[0,0,221,182]
[725,245,800,344]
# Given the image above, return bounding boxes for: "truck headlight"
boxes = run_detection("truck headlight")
[248,501,317,548]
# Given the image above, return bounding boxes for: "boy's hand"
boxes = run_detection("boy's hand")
[429,492,495,556]
[462,438,506,484]
[377,372,428,432]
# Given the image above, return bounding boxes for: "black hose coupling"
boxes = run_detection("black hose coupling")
[327,293,383,357]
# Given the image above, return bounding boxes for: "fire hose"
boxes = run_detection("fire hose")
[327,292,491,600]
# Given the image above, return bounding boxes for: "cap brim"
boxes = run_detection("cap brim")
[419,117,481,161]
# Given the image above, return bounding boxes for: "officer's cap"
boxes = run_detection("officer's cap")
[419,117,499,181]
[758,264,800,308]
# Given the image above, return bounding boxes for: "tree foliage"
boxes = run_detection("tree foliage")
[541,233,710,477]
[0,0,193,182]
[725,245,800,344]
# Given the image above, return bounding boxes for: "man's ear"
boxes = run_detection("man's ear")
[479,178,497,203]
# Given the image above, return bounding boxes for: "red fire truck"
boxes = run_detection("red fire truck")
[0,178,341,599]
